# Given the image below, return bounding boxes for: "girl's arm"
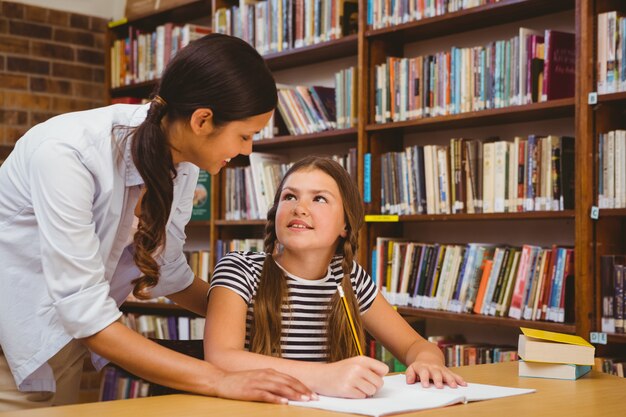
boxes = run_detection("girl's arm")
[167,276,210,316]
[362,293,466,388]
[205,287,389,398]
[82,320,313,403]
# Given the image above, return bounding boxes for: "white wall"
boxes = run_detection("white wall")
[13,0,126,20]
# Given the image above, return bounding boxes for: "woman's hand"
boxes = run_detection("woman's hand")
[311,356,389,399]
[405,361,467,388]
[214,368,317,404]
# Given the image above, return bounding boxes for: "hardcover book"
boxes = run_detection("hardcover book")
[518,327,595,366]
[518,360,592,380]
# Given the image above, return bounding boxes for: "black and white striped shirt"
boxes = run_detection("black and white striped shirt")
[210,251,378,362]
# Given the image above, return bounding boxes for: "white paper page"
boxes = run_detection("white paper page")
[289,374,536,417]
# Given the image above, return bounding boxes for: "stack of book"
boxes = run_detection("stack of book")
[517,327,595,380]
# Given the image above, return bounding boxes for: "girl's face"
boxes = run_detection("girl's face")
[172,110,273,175]
[275,168,347,257]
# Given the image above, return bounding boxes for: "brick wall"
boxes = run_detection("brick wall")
[0,1,107,145]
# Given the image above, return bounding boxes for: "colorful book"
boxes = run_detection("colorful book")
[518,360,592,380]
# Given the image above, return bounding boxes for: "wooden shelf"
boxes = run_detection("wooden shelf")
[214,219,266,226]
[599,209,626,218]
[365,0,573,43]
[264,34,358,71]
[188,220,211,226]
[607,333,626,344]
[597,91,626,104]
[110,80,157,98]
[366,98,575,134]
[390,211,575,222]
[121,301,198,316]
[253,128,357,150]
[0,145,13,160]
[109,0,211,33]
[396,306,576,333]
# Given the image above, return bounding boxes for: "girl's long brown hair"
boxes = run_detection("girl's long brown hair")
[129,34,277,299]
[250,156,365,362]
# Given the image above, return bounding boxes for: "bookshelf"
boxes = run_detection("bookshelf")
[586,0,626,354]
[359,0,583,342]
[104,0,626,355]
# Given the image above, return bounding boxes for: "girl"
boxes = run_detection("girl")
[0,34,313,411]
[205,156,466,398]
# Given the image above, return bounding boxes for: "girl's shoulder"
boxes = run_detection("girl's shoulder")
[217,251,267,271]
[329,256,369,277]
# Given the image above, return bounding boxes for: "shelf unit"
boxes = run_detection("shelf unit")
[358,0,582,337]
[584,0,626,352]
[104,0,624,349]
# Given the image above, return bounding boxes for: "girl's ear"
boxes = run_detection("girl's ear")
[340,225,348,238]
[190,108,214,135]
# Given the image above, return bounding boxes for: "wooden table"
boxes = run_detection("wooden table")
[1,361,624,416]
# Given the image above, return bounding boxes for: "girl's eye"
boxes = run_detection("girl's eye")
[242,135,251,141]
[314,195,327,203]
[282,193,296,201]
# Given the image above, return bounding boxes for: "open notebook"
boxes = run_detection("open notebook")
[289,374,535,416]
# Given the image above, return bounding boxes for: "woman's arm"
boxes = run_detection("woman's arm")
[167,276,210,316]
[362,293,466,388]
[82,320,314,403]
[205,287,388,398]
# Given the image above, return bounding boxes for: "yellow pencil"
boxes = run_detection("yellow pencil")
[337,284,363,356]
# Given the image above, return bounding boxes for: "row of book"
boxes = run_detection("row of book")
[428,335,518,367]
[110,23,211,88]
[597,11,626,94]
[596,357,626,378]
[223,149,357,220]
[275,69,357,137]
[184,250,210,282]
[367,0,501,30]
[597,130,626,209]
[216,239,264,263]
[120,313,206,341]
[379,135,575,216]
[600,255,626,334]
[374,28,574,123]
[213,0,358,55]
[100,366,150,401]
[374,239,575,323]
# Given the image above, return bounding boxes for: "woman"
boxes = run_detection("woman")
[0,34,313,411]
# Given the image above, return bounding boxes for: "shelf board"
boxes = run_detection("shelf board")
[110,0,211,33]
[365,0,574,43]
[599,209,626,218]
[110,80,157,98]
[0,144,13,160]
[607,333,626,344]
[121,301,198,316]
[597,91,626,104]
[253,128,357,150]
[393,211,575,222]
[366,98,575,134]
[396,306,576,333]
[264,34,358,71]
[214,219,266,226]
[188,220,211,226]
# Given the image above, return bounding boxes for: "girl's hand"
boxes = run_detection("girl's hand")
[405,361,467,389]
[314,356,389,399]
[215,368,316,404]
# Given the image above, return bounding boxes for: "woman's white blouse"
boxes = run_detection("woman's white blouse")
[0,104,198,391]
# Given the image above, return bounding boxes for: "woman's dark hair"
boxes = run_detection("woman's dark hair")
[131,33,277,299]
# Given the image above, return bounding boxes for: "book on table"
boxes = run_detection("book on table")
[518,360,592,380]
[289,374,535,417]
[517,327,595,366]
